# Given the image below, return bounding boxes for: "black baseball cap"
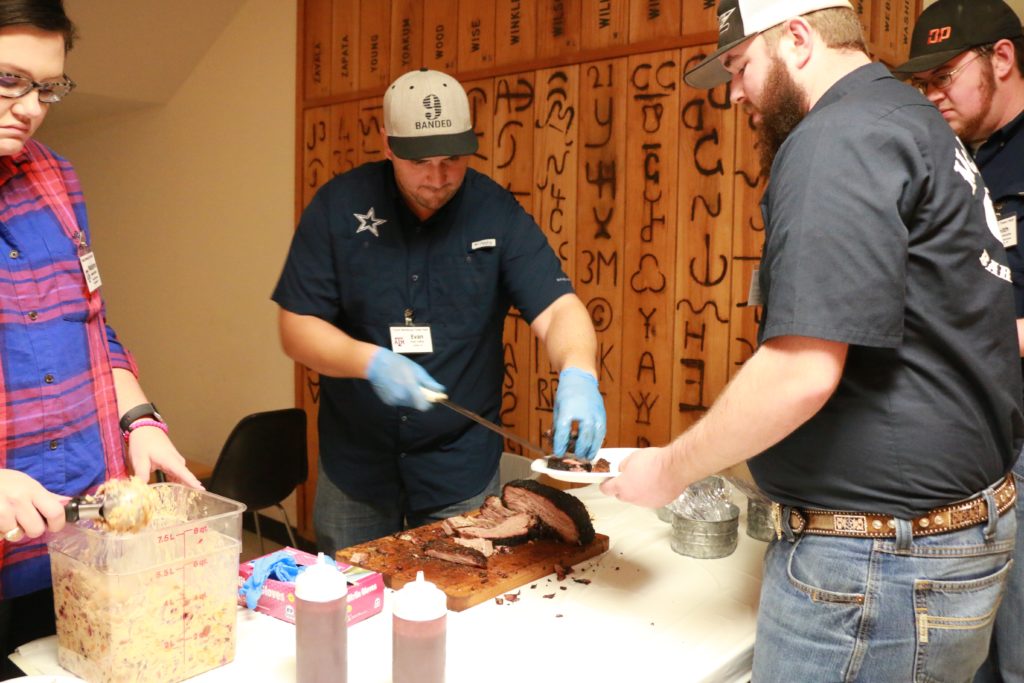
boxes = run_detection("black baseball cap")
[894,0,1023,75]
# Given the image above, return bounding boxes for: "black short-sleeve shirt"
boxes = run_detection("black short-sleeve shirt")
[748,64,1024,518]
[272,161,573,509]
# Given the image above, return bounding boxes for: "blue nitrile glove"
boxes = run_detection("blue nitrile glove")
[239,550,336,610]
[366,347,445,411]
[552,367,606,460]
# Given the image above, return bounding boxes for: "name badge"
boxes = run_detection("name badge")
[471,238,496,250]
[390,325,434,354]
[79,249,102,293]
[998,214,1018,249]
[746,269,763,307]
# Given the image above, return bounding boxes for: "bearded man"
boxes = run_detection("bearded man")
[601,1,1024,680]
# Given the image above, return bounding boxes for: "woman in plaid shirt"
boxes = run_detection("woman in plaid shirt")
[0,1,201,674]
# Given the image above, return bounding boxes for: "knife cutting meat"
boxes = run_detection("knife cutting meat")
[420,388,549,457]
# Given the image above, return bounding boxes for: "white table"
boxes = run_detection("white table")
[12,485,766,682]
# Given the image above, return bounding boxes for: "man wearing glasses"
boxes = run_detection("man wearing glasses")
[898,2,1024,681]
[0,1,201,674]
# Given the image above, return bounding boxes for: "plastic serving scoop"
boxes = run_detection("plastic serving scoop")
[4,476,156,542]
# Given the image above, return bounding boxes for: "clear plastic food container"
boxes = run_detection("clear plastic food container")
[48,484,246,683]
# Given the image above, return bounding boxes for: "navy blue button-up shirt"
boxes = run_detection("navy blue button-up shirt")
[273,161,573,509]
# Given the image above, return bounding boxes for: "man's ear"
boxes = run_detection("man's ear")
[990,38,1018,81]
[782,17,815,70]
[381,128,394,160]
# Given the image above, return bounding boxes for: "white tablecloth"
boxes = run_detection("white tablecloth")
[12,485,766,682]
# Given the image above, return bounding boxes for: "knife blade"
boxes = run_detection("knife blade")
[420,388,548,457]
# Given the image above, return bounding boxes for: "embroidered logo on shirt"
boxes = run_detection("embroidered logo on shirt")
[354,207,386,237]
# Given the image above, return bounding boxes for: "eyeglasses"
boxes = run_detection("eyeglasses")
[0,71,75,103]
[910,50,989,93]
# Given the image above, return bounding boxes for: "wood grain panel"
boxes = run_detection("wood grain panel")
[577,59,627,447]
[464,78,495,177]
[329,102,361,178]
[854,0,875,47]
[681,0,717,38]
[620,52,679,448]
[358,0,391,89]
[301,106,331,207]
[357,96,386,165]
[536,0,582,59]
[628,0,682,43]
[390,0,424,78]
[330,0,359,94]
[496,0,538,67]
[422,0,458,72]
[895,0,915,66]
[531,66,579,448]
[581,0,628,50]
[302,0,332,99]
[728,108,766,379]
[493,73,537,456]
[458,0,497,71]
[673,47,735,436]
[872,0,898,64]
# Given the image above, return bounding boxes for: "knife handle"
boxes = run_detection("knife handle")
[420,387,449,403]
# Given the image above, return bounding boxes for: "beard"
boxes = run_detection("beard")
[752,56,809,176]
[954,59,995,145]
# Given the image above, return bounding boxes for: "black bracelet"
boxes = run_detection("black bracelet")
[119,403,163,433]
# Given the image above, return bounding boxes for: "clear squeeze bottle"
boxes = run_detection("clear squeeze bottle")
[295,552,348,683]
[392,570,447,683]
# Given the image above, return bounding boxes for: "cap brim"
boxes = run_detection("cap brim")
[684,36,752,90]
[389,129,479,160]
[893,47,969,75]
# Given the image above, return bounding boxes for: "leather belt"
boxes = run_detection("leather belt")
[770,474,1016,540]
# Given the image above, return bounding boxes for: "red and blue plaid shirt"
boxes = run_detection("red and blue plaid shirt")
[0,140,135,599]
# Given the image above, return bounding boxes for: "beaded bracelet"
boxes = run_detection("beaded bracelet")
[122,418,168,442]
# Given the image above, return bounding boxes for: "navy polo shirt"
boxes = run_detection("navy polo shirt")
[273,161,573,510]
[748,64,1024,518]
[975,108,1024,318]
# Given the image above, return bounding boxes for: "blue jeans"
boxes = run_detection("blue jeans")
[975,458,1024,683]
[752,486,1016,683]
[313,460,501,554]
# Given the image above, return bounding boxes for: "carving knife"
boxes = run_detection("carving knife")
[420,388,548,457]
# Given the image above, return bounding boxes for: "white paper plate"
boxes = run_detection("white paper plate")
[530,447,633,484]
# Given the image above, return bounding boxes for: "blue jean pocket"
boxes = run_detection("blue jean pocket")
[914,558,1013,683]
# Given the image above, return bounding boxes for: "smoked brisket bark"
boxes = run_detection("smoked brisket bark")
[501,479,596,546]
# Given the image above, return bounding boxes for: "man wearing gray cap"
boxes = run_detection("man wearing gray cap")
[272,68,605,553]
[602,0,1023,679]
[898,4,1024,680]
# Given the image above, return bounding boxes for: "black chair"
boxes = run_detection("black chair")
[204,408,308,553]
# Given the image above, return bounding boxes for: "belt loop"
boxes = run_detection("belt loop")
[983,488,998,541]
[895,518,913,550]
[780,505,797,543]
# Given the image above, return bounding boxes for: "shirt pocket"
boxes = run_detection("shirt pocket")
[429,250,500,338]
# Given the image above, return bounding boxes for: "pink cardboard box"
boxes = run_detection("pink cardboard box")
[237,547,384,626]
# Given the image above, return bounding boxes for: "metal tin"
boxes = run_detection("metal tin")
[669,503,740,559]
[746,498,775,542]
[656,505,674,523]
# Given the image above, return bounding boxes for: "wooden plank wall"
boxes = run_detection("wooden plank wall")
[292,0,920,538]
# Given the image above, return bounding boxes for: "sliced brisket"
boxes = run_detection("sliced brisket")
[502,479,596,546]
[423,538,489,569]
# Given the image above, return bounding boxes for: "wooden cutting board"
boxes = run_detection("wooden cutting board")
[335,521,609,611]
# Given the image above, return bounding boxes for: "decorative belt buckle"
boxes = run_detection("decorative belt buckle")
[771,502,784,541]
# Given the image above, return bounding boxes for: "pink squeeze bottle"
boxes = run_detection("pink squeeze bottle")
[392,570,447,683]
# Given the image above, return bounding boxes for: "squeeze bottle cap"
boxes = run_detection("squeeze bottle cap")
[392,570,447,621]
[294,552,348,602]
